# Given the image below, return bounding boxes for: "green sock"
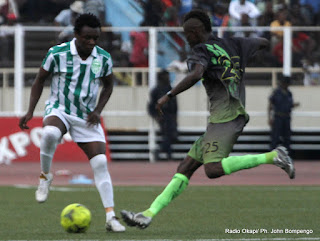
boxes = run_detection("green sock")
[142,173,189,218]
[221,151,277,175]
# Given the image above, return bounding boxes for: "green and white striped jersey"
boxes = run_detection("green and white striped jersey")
[42,38,113,119]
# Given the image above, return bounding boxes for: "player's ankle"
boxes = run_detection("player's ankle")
[39,172,49,180]
[142,209,155,218]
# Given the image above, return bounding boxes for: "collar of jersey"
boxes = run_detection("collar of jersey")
[70,38,97,58]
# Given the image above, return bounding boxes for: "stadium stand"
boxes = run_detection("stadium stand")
[108,129,320,160]
[0,0,319,162]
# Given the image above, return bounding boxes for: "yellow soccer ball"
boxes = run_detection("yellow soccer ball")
[60,203,91,233]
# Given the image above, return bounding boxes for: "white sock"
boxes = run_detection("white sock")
[40,126,61,173]
[106,210,115,222]
[90,154,114,208]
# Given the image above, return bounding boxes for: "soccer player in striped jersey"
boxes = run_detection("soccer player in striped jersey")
[121,9,295,229]
[19,13,125,232]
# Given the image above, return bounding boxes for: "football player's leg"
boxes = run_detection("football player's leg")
[146,156,202,217]
[41,116,66,173]
[202,116,292,178]
[121,156,202,229]
[36,116,66,203]
[220,148,294,179]
[202,115,274,178]
[78,142,125,232]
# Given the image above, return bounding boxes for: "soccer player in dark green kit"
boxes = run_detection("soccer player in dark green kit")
[121,9,295,229]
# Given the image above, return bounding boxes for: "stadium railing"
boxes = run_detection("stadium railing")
[1,25,320,161]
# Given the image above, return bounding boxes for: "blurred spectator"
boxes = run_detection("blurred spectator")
[163,6,185,47]
[129,27,148,68]
[272,31,315,67]
[228,0,260,26]
[0,0,18,66]
[148,70,178,160]
[211,2,230,37]
[177,0,193,24]
[54,1,84,43]
[211,3,230,27]
[299,0,320,25]
[0,0,7,22]
[167,49,188,84]
[113,51,132,86]
[161,0,177,10]
[233,13,258,38]
[302,56,320,86]
[163,5,179,26]
[270,9,291,47]
[289,3,310,26]
[0,0,19,22]
[268,76,299,154]
[0,13,17,66]
[257,0,274,41]
[54,1,83,27]
[83,0,106,26]
[258,0,274,27]
[135,0,164,26]
[255,0,267,12]
[194,0,214,12]
[273,0,288,12]
[19,0,70,23]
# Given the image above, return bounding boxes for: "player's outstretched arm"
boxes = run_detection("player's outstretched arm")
[87,74,114,126]
[156,63,204,115]
[19,67,50,130]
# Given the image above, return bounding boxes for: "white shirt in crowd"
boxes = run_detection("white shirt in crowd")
[228,0,261,20]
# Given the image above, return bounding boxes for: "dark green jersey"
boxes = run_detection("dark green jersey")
[187,35,262,123]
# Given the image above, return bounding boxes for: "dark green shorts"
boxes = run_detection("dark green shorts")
[188,115,246,164]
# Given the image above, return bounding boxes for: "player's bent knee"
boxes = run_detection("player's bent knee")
[176,156,202,179]
[205,170,224,179]
[41,126,62,144]
[90,154,108,171]
[204,162,225,179]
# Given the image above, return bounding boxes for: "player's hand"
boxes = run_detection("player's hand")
[156,95,170,116]
[87,111,100,127]
[19,112,33,130]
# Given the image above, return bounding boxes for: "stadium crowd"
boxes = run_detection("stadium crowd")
[0,0,320,85]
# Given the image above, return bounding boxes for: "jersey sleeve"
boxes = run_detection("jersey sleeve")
[240,37,263,58]
[41,48,55,73]
[231,37,265,68]
[186,44,210,72]
[103,55,113,77]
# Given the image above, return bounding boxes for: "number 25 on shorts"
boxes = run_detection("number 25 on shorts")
[204,141,219,153]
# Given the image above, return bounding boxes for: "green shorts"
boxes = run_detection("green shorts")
[188,115,247,164]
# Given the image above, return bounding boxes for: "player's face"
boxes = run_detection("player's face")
[183,19,204,48]
[75,25,101,56]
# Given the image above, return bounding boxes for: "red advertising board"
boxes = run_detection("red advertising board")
[0,117,111,163]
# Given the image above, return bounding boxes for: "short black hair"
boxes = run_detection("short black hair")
[279,75,291,84]
[74,13,101,34]
[183,9,212,33]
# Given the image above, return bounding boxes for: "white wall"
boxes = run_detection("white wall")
[1,85,319,130]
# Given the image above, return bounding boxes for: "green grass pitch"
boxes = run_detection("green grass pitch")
[0,185,319,240]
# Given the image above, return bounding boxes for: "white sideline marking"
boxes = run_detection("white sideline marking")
[197,238,320,241]
[14,184,96,192]
[5,238,320,241]
[13,185,320,192]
